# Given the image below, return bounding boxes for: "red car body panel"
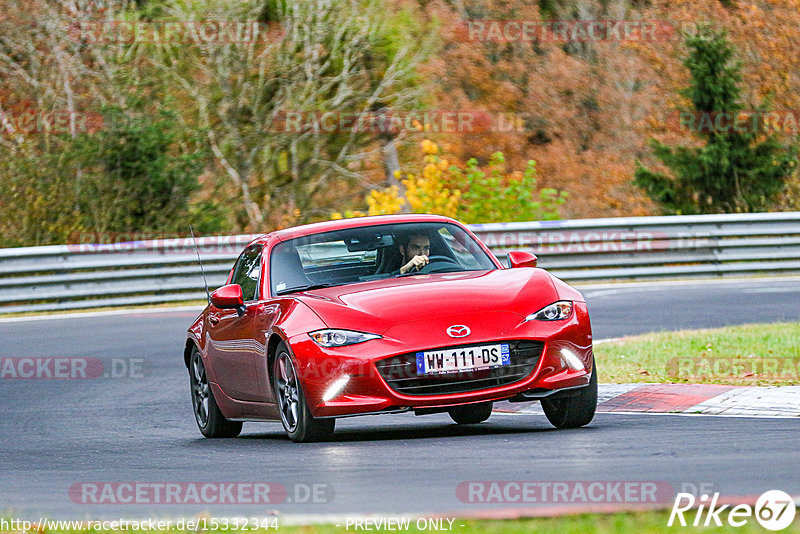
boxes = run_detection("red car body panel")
[185,214,594,422]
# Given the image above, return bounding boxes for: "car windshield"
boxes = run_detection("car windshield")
[270,222,497,295]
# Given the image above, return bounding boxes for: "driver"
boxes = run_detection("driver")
[398,232,431,274]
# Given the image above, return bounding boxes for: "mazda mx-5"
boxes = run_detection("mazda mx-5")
[184,214,596,442]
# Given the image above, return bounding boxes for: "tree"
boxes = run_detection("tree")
[334,139,567,223]
[634,26,797,214]
[0,142,83,247]
[148,0,435,230]
[72,103,207,234]
[0,0,213,244]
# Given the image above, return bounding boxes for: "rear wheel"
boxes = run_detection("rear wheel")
[273,343,335,442]
[189,347,242,438]
[448,401,493,424]
[541,358,598,429]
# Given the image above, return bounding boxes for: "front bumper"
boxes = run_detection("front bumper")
[288,303,593,418]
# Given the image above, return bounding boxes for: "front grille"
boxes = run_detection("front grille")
[374,340,544,396]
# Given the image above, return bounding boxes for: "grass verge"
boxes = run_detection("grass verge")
[594,322,800,385]
[2,512,799,534]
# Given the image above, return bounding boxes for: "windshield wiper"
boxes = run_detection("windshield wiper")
[276,283,337,295]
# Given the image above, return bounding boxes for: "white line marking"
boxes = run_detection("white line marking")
[595,411,800,419]
[0,305,204,323]
[492,409,800,419]
[582,289,622,298]
[575,275,800,291]
[743,287,800,294]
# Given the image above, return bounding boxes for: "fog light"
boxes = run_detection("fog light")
[322,375,350,402]
[560,349,585,371]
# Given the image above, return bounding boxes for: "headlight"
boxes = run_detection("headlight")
[309,329,381,347]
[526,301,573,321]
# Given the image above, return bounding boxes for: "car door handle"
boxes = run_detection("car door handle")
[209,316,220,325]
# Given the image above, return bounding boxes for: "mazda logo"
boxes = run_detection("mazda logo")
[446,325,471,338]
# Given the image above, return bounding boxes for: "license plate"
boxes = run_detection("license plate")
[416,343,511,375]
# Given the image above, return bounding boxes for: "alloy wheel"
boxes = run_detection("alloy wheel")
[275,352,300,432]
[191,353,210,428]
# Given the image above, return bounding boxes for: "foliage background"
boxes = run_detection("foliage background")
[2,0,800,246]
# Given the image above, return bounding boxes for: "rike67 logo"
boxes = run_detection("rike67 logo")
[669,490,796,531]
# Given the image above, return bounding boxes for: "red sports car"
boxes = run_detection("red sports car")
[184,214,596,442]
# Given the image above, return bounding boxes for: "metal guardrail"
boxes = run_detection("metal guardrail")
[1,212,799,313]
[471,211,800,280]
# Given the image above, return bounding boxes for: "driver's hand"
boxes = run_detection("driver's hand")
[400,255,429,274]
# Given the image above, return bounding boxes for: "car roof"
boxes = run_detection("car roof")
[251,214,459,245]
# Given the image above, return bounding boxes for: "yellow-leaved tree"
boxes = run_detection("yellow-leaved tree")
[333,140,567,223]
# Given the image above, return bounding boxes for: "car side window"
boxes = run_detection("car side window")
[231,245,263,302]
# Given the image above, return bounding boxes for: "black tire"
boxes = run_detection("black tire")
[189,347,243,438]
[272,343,335,443]
[448,401,493,424]
[541,358,598,429]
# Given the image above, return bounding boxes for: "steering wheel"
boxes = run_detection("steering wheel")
[418,255,462,274]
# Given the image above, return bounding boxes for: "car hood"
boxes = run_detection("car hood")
[294,268,571,335]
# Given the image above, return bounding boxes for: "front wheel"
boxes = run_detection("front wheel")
[541,358,598,429]
[189,347,242,438]
[448,401,493,424]
[273,343,335,442]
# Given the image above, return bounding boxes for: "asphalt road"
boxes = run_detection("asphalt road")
[1,277,799,519]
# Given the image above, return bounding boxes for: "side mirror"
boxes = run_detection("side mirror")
[210,284,246,316]
[508,250,538,268]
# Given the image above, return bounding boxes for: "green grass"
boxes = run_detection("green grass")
[594,322,800,385]
[2,512,798,534]
[457,513,800,533]
[281,513,800,533]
